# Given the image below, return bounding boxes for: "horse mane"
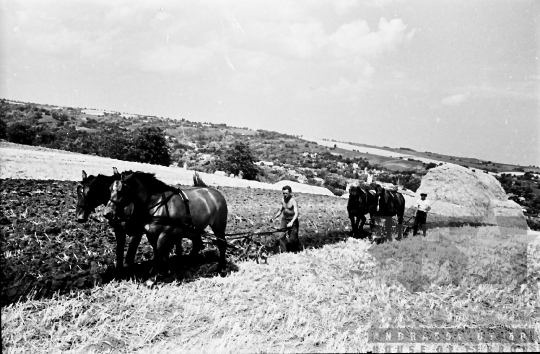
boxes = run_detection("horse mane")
[85,169,134,186]
[94,174,116,184]
[127,171,178,193]
[120,170,134,178]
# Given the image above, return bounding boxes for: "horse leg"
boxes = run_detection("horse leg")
[155,229,175,279]
[348,212,357,236]
[214,231,228,276]
[368,212,376,240]
[187,232,203,266]
[358,214,367,238]
[384,217,393,242]
[173,236,183,269]
[208,202,228,277]
[125,230,143,268]
[112,224,126,277]
[143,225,160,278]
[396,214,404,240]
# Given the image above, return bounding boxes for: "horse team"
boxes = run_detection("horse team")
[75,168,407,281]
[76,168,229,279]
[347,184,406,243]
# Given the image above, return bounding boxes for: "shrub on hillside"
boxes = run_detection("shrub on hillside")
[35,128,56,145]
[0,118,7,139]
[403,176,421,192]
[527,218,540,231]
[326,186,345,196]
[218,141,260,180]
[324,173,347,191]
[131,127,171,166]
[7,122,35,145]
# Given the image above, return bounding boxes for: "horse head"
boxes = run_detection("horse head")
[349,185,361,198]
[76,168,120,223]
[103,177,135,221]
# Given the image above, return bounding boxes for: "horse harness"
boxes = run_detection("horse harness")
[109,187,198,231]
[145,189,198,231]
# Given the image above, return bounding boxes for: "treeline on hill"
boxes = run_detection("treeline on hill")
[0,112,171,166]
[0,100,424,193]
[495,172,540,230]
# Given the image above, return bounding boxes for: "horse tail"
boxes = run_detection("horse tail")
[193,171,208,187]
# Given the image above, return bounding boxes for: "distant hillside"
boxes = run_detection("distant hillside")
[1,98,538,197]
[323,138,540,175]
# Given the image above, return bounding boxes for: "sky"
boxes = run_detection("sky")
[1,0,539,166]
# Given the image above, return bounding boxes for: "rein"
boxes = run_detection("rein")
[202,227,289,248]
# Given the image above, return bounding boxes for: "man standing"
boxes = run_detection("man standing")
[413,193,431,236]
[270,185,301,252]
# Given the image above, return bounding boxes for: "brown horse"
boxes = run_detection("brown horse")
[76,168,207,276]
[76,168,144,276]
[347,185,378,238]
[373,186,406,242]
[103,172,229,276]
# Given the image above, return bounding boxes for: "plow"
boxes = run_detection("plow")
[367,215,416,244]
[201,226,289,265]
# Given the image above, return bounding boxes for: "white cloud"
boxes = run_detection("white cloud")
[329,18,412,59]
[441,93,468,106]
[299,77,372,102]
[334,0,361,15]
[466,84,538,101]
[138,44,217,74]
[362,0,403,9]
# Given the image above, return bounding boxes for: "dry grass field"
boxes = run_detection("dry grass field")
[1,143,539,353]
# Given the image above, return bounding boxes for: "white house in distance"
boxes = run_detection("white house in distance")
[198,154,214,161]
[256,161,274,167]
[311,177,324,185]
[290,172,307,183]
[82,109,105,116]
[301,152,319,158]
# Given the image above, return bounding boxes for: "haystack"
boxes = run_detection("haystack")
[415,164,527,229]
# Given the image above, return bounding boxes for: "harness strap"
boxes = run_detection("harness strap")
[147,190,196,230]
[177,189,193,226]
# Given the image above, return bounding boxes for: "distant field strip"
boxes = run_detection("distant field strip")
[0,142,334,196]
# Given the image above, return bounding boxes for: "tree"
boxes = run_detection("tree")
[34,126,56,145]
[323,173,347,190]
[404,176,421,192]
[0,118,7,139]
[132,127,171,166]
[220,141,260,180]
[7,122,35,145]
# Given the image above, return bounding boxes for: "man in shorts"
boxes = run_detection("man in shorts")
[413,193,431,236]
[270,185,301,252]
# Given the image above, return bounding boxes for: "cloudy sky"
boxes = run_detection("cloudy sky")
[1,0,538,166]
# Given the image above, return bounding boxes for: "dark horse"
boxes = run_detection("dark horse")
[103,172,229,277]
[76,168,143,276]
[76,168,207,276]
[373,186,406,243]
[347,185,378,238]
